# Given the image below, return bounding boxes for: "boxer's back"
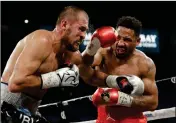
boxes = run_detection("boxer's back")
[98,48,149,120]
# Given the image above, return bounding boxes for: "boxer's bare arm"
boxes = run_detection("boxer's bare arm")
[131,58,158,111]
[1,40,25,82]
[81,51,95,65]
[78,48,108,87]
[8,32,52,93]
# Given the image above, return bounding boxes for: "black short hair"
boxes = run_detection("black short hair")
[116,16,142,37]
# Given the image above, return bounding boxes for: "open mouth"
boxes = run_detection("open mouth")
[75,41,80,46]
[116,48,126,54]
[75,40,83,46]
[73,41,81,48]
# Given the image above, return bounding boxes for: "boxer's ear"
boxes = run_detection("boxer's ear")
[136,37,141,46]
[60,19,68,30]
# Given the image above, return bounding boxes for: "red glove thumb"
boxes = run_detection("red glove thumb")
[92,88,104,106]
[91,26,117,48]
[92,88,119,106]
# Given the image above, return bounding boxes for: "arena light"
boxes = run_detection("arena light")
[24,19,29,24]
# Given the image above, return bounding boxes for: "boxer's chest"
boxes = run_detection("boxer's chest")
[37,52,63,74]
[37,51,74,74]
[102,55,140,76]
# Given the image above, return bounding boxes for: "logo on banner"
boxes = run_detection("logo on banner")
[137,34,157,48]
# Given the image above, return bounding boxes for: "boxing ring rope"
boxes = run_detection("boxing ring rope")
[38,76,176,121]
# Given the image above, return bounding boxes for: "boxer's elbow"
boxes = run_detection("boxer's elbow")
[8,83,21,93]
[145,97,158,111]
[8,76,26,93]
[133,95,158,112]
[149,98,158,111]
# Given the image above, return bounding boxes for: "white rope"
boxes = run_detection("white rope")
[156,76,176,83]
[71,120,95,123]
[62,95,91,106]
[171,76,176,83]
[38,102,58,108]
[70,107,176,123]
[144,107,175,121]
[38,95,91,108]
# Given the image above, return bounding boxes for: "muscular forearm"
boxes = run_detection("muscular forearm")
[9,65,80,93]
[82,51,95,65]
[8,74,41,93]
[92,88,158,112]
[131,95,158,111]
[78,64,108,87]
[89,70,108,87]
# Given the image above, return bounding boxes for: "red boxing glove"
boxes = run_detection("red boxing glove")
[91,26,117,48]
[85,26,117,56]
[92,88,105,106]
[92,88,133,107]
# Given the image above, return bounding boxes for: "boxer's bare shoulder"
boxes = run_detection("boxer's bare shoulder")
[20,29,55,61]
[64,50,83,65]
[22,29,53,44]
[135,49,156,77]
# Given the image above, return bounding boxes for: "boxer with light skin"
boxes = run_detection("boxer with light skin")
[1,6,90,123]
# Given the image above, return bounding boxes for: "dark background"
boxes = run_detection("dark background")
[1,1,176,123]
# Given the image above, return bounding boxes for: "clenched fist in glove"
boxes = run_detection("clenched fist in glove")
[41,64,79,89]
[85,26,117,56]
[105,75,144,96]
[92,88,133,107]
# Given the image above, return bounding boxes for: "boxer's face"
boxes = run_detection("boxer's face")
[64,12,89,52]
[114,26,140,58]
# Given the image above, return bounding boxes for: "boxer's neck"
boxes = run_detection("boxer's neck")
[52,28,67,54]
[52,28,63,41]
[113,50,134,64]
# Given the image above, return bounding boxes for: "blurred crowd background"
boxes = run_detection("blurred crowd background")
[1,1,176,123]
